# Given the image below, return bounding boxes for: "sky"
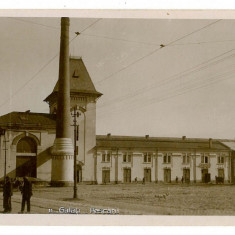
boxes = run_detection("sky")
[1,17,235,139]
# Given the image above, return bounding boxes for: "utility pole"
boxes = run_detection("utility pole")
[71,107,80,199]
[3,135,9,181]
[0,128,8,181]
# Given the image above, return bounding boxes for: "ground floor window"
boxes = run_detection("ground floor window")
[144,168,151,182]
[123,168,131,183]
[102,169,110,184]
[164,168,171,183]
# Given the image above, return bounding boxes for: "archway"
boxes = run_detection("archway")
[16,137,37,178]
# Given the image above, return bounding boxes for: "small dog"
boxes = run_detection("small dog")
[155,192,169,200]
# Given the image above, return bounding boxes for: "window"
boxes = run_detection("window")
[218,156,224,164]
[123,154,127,162]
[123,153,132,162]
[143,153,152,163]
[102,152,111,162]
[163,153,171,163]
[182,153,190,164]
[107,153,111,162]
[102,154,106,162]
[201,154,209,164]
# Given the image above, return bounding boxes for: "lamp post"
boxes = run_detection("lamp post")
[78,106,86,164]
[0,128,6,181]
[71,106,80,199]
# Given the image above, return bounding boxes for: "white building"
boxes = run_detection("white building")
[0,58,234,184]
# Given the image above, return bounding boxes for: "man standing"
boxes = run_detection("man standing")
[3,176,13,213]
[20,177,33,213]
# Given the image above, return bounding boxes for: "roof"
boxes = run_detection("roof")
[220,141,235,151]
[44,57,102,102]
[96,135,231,151]
[0,112,56,129]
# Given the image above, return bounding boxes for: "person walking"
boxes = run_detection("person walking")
[20,177,33,213]
[3,176,13,213]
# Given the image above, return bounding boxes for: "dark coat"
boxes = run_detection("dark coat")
[21,179,33,198]
[3,180,13,197]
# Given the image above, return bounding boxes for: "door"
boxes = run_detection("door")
[76,164,82,183]
[123,169,131,183]
[164,169,171,183]
[102,170,110,184]
[201,169,208,183]
[183,169,190,183]
[16,156,36,178]
[144,169,151,182]
[218,169,224,178]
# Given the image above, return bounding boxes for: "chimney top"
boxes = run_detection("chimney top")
[209,138,213,148]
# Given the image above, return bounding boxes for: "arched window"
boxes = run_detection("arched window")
[17,137,37,153]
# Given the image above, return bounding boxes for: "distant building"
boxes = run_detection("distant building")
[0,57,234,184]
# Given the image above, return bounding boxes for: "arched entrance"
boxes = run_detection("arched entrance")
[76,164,82,183]
[16,137,37,178]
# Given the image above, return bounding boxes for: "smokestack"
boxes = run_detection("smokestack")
[51,17,74,186]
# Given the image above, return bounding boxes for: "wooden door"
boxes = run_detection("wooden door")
[201,169,208,183]
[123,169,131,183]
[218,169,224,178]
[164,169,171,183]
[144,169,151,182]
[183,169,190,183]
[102,170,110,184]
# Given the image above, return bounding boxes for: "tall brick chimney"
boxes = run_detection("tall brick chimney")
[51,17,74,186]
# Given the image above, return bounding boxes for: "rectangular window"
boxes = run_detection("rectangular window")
[201,154,209,164]
[123,153,132,162]
[143,153,151,163]
[168,155,171,163]
[164,154,167,163]
[183,154,190,164]
[102,154,106,162]
[107,153,111,162]
[187,155,190,164]
[128,154,132,163]
[123,154,127,162]
[218,156,224,164]
[164,153,171,163]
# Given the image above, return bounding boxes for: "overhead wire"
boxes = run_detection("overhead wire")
[0,19,102,110]
[94,19,222,85]
[8,17,60,30]
[97,65,235,120]
[90,48,235,113]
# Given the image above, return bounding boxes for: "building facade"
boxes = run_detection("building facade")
[0,57,235,184]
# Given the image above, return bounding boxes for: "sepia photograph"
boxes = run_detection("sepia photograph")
[0,11,235,223]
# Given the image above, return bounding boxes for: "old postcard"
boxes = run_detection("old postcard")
[0,9,235,226]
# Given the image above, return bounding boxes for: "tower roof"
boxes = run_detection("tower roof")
[44,57,102,103]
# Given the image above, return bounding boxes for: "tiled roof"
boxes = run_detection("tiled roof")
[44,57,102,102]
[96,135,230,151]
[0,112,56,129]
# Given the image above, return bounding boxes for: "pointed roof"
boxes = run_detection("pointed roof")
[44,57,102,102]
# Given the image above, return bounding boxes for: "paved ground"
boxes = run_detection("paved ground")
[0,183,235,215]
